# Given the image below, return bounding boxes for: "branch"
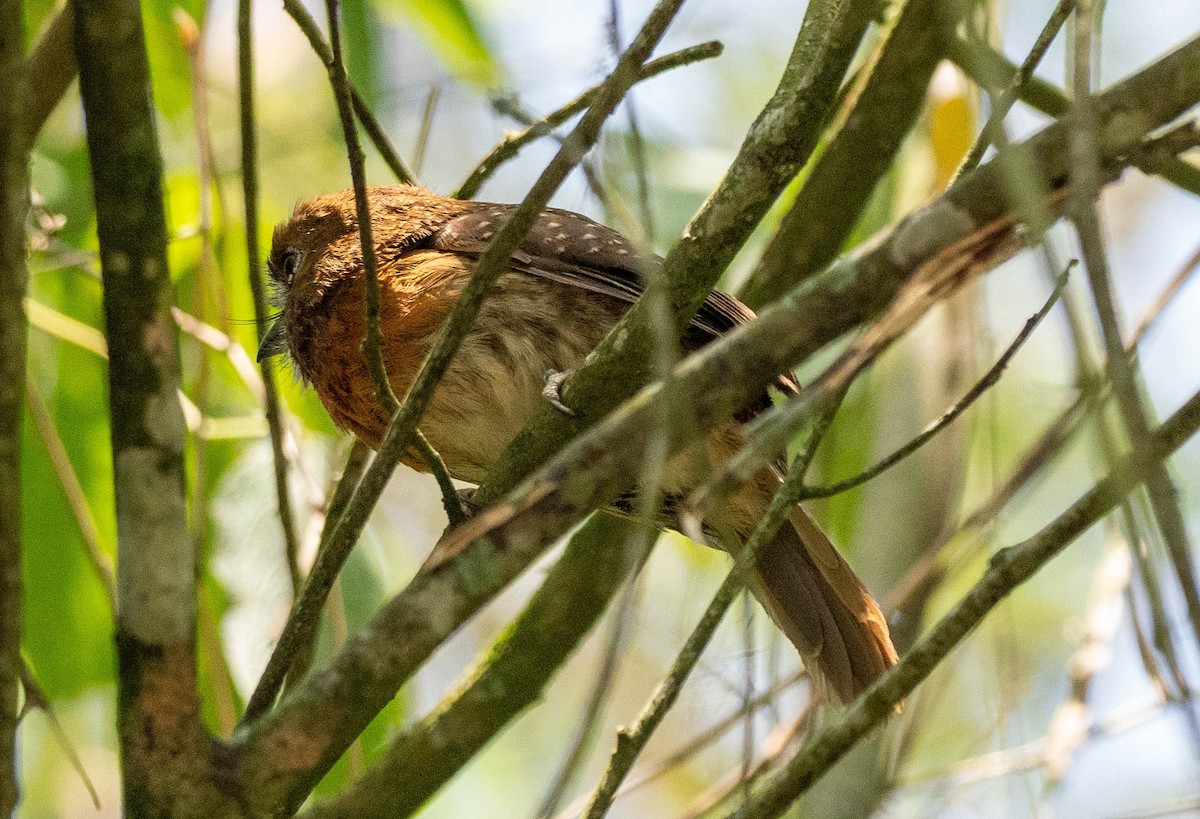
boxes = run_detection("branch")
[231,32,1200,813]
[279,0,414,184]
[71,0,223,810]
[19,3,75,151]
[948,35,1200,198]
[0,0,29,808]
[300,514,646,818]
[453,40,724,199]
[738,0,964,308]
[728,386,1200,818]
[952,0,1072,178]
[800,267,1069,500]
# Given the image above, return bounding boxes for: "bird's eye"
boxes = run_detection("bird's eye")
[281,249,300,286]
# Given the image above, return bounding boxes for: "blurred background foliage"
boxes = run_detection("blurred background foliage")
[14,0,1200,815]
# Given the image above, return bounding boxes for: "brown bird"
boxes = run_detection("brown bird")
[258,185,896,703]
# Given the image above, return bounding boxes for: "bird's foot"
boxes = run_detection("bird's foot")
[455,487,480,516]
[541,369,578,416]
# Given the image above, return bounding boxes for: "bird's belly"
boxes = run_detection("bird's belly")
[417,293,614,484]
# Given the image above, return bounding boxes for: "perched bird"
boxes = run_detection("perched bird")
[258,185,896,703]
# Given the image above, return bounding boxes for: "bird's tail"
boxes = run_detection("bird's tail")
[748,506,897,704]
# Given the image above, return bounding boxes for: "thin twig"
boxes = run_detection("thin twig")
[1129,242,1200,348]
[24,377,117,614]
[178,7,221,593]
[411,84,441,177]
[323,0,395,418]
[454,40,723,199]
[952,0,1073,179]
[947,35,1200,198]
[1043,526,1133,783]
[412,429,467,527]
[802,266,1070,501]
[19,662,101,809]
[536,570,644,818]
[321,0,467,532]
[279,0,414,185]
[607,0,655,239]
[241,440,369,721]
[240,0,303,598]
[581,394,843,818]
[1067,1,1200,662]
[198,590,240,736]
[277,440,372,699]
[584,669,808,810]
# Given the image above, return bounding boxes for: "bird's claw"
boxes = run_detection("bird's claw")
[455,487,480,517]
[542,369,578,416]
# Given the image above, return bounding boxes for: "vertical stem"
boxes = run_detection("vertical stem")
[0,0,29,812]
[239,0,304,598]
[322,0,396,416]
[72,0,221,811]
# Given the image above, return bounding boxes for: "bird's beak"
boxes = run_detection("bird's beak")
[257,318,289,363]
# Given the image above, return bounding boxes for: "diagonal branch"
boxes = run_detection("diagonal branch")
[279,0,413,185]
[798,267,1069,501]
[739,0,966,308]
[300,514,646,818]
[454,39,723,200]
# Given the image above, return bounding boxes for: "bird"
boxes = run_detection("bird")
[257,184,897,704]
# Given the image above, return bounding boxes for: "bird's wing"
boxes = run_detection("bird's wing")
[427,202,771,356]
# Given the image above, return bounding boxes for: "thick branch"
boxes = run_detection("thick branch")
[72,0,225,813]
[302,514,644,818]
[0,0,29,811]
[739,0,962,308]
[730,386,1200,818]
